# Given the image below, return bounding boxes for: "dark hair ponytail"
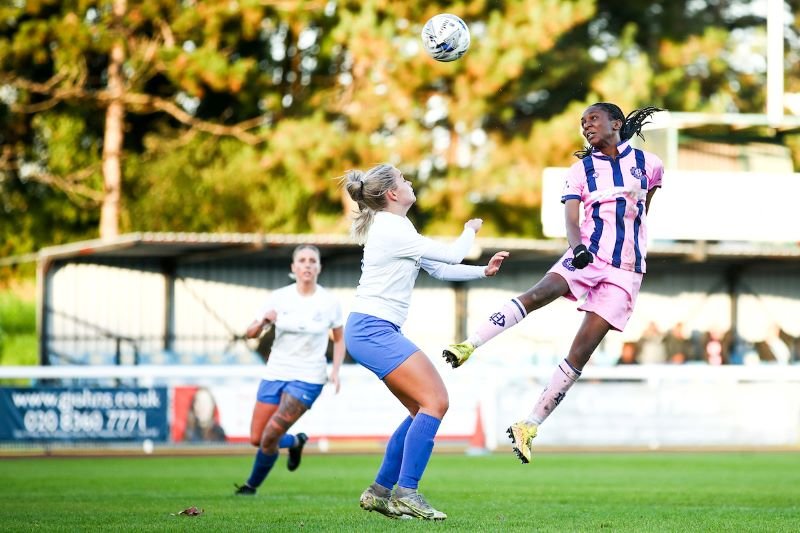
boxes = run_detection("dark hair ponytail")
[620,106,664,142]
[574,103,665,159]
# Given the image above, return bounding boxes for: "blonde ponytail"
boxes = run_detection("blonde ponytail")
[340,164,399,244]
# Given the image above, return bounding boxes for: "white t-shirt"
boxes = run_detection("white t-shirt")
[255,284,343,384]
[350,211,486,326]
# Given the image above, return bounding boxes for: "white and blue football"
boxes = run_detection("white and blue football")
[421,14,471,63]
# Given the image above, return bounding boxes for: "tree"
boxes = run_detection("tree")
[102,0,126,238]
[0,0,267,241]
[1,0,797,258]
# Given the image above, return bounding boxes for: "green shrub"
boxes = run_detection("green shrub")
[0,290,37,368]
[0,293,36,335]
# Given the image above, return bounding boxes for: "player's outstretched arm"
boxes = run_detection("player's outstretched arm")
[419,218,482,265]
[464,218,483,233]
[483,251,509,277]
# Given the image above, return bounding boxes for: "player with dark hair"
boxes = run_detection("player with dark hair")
[342,164,508,520]
[443,102,665,463]
[234,244,344,495]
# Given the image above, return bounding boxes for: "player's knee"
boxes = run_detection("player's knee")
[426,393,449,418]
[259,431,281,452]
[249,435,261,447]
[523,282,554,306]
[259,439,279,454]
[439,397,450,417]
[523,284,560,309]
[520,289,543,310]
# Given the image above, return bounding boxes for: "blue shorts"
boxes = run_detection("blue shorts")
[256,380,324,408]
[345,312,420,379]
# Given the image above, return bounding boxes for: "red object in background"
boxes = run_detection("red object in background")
[468,405,486,450]
[171,386,197,442]
[172,386,227,442]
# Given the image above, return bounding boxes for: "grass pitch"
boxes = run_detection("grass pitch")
[3,450,799,532]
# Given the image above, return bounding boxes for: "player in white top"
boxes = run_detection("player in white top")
[234,244,344,496]
[443,103,664,464]
[342,163,509,520]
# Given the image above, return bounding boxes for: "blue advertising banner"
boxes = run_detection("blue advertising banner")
[0,387,169,442]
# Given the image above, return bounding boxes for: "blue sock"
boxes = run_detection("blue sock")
[375,416,413,489]
[397,413,441,490]
[246,449,279,488]
[279,434,296,449]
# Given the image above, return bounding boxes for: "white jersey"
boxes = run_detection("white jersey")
[256,284,343,384]
[350,211,486,327]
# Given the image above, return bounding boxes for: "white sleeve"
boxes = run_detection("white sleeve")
[417,228,476,264]
[388,218,476,265]
[420,258,486,281]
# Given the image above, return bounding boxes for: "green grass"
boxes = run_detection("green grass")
[2,452,799,531]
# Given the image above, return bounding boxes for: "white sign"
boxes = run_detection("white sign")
[541,167,800,243]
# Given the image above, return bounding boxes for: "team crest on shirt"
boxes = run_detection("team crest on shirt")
[630,167,646,178]
[562,257,576,271]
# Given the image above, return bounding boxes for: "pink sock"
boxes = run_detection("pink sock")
[468,298,527,347]
[526,359,582,425]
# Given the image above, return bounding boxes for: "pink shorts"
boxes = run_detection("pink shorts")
[547,250,643,332]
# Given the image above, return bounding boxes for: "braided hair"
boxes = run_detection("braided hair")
[574,103,664,159]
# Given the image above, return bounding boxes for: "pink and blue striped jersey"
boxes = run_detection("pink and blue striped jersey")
[561,140,664,273]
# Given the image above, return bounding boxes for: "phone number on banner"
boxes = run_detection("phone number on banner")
[0,387,169,441]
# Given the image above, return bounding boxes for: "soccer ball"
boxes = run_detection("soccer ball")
[421,14,470,62]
